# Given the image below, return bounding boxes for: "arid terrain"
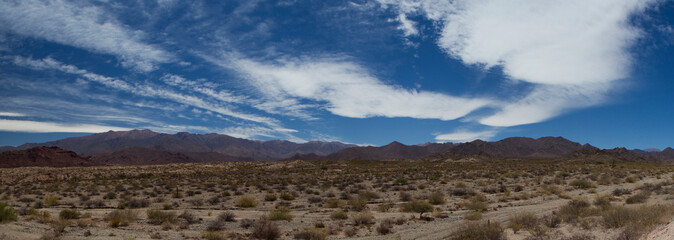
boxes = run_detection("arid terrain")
[2,157,674,240]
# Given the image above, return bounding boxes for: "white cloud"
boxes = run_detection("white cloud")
[0,119,131,133]
[231,56,492,121]
[160,74,246,104]
[0,0,173,71]
[12,56,279,127]
[435,129,496,143]
[396,13,418,37]
[0,112,25,117]
[379,0,655,127]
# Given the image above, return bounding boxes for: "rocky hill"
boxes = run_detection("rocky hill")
[0,146,97,168]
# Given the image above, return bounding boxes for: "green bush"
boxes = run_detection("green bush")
[268,207,293,221]
[331,210,348,220]
[428,192,446,205]
[264,194,277,202]
[280,192,295,201]
[569,179,594,189]
[626,191,650,204]
[0,202,17,223]
[401,200,434,218]
[59,209,80,220]
[348,197,368,211]
[449,221,505,240]
[463,195,488,212]
[251,218,280,240]
[352,211,375,226]
[146,209,177,225]
[602,205,672,228]
[394,178,408,185]
[508,212,538,233]
[236,196,258,208]
[44,196,58,207]
[106,209,137,227]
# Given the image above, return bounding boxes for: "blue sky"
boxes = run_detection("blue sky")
[0,0,673,149]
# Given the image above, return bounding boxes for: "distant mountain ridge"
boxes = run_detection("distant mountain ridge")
[288,141,456,161]
[0,131,672,166]
[1,129,356,161]
[442,137,585,159]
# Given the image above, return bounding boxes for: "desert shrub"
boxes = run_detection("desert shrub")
[207,219,226,231]
[59,209,80,220]
[308,196,323,204]
[464,211,482,221]
[428,192,446,205]
[625,176,638,183]
[240,218,254,229]
[570,179,594,189]
[451,188,469,196]
[358,191,380,200]
[344,227,358,237]
[0,202,17,223]
[449,221,506,240]
[463,195,488,212]
[625,191,650,204]
[280,192,295,201]
[178,210,199,224]
[106,209,137,227]
[348,197,368,211]
[602,205,672,228]
[264,194,277,201]
[103,192,116,199]
[146,209,177,225]
[268,207,293,221]
[394,178,408,185]
[44,196,58,206]
[218,211,236,222]
[593,195,612,209]
[202,231,227,240]
[51,218,70,235]
[251,218,280,240]
[351,211,375,226]
[563,233,596,240]
[28,209,52,223]
[508,212,538,233]
[558,198,591,222]
[613,188,632,196]
[401,200,434,218]
[294,229,327,240]
[123,198,150,208]
[331,210,348,220]
[399,191,413,202]
[376,219,394,235]
[540,214,561,228]
[236,196,258,208]
[84,200,105,209]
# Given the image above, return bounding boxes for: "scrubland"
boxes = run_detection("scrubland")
[1,158,674,240]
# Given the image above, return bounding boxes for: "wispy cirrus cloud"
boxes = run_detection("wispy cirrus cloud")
[229,56,493,121]
[0,112,25,117]
[378,0,655,127]
[0,0,173,72]
[0,119,130,133]
[11,56,278,127]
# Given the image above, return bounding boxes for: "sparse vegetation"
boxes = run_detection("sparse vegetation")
[236,196,258,208]
[0,202,17,223]
[1,152,673,239]
[146,209,177,225]
[449,221,505,240]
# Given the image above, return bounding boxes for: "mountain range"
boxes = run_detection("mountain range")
[0,129,672,167]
